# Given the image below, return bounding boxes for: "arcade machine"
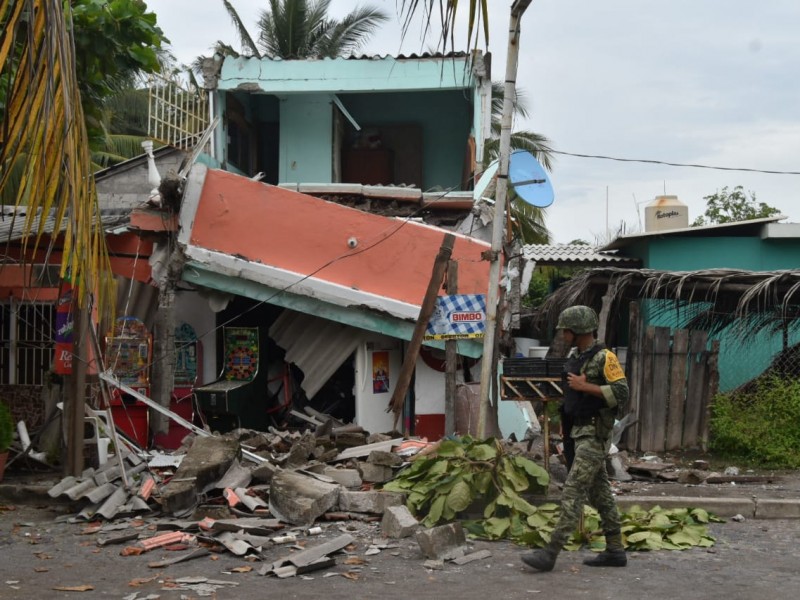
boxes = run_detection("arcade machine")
[104,316,151,448]
[194,327,268,433]
[153,322,201,449]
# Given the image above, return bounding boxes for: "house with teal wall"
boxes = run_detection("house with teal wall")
[202,51,492,190]
[603,216,800,390]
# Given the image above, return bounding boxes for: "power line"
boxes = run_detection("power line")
[552,149,800,176]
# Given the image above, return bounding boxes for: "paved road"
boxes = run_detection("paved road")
[2,504,799,599]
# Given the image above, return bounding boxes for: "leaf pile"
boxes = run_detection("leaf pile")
[383,436,722,551]
[620,505,722,550]
[382,436,549,536]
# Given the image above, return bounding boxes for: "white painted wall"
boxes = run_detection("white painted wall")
[354,335,402,435]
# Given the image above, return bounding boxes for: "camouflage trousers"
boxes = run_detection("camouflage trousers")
[549,434,621,550]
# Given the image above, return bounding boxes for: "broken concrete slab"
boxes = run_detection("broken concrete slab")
[250,461,279,483]
[367,450,403,467]
[333,438,404,461]
[161,436,240,515]
[269,470,342,526]
[416,522,467,560]
[285,431,317,468]
[381,505,419,538]
[338,490,405,514]
[321,466,362,489]
[357,463,393,483]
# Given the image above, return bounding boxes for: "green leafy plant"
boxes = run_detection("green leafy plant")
[620,505,721,551]
[384,436,721,550]
[0,402,14,453]
[382,436,549,530]
[710,375,800,468]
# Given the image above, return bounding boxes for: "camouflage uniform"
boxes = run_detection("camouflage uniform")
[549,342,629,550]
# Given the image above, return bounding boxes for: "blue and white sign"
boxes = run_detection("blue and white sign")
[424,294,487,340]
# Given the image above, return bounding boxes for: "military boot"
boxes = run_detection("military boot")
[521,545,559,572]
[583,531,627,567]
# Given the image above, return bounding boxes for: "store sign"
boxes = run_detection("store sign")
[424,294,486,340]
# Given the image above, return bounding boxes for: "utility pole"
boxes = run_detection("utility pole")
[477,0,533,438]
[444,259,459,435]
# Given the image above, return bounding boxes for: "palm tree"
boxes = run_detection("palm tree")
[214,0,388,60]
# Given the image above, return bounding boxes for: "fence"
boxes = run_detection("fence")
[148,74,209,150]
[625,303,720,452]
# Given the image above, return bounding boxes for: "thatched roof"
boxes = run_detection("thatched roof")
[539,267,800,338]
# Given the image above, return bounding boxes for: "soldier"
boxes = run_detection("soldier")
[521,305,629,572]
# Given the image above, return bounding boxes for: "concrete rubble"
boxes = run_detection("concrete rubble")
[41,420,489,579]
[25,407,793,582]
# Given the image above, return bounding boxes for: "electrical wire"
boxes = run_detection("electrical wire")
[551,149,800,176]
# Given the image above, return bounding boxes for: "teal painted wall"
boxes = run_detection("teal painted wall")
[278,94,334,183]
[339,91,471,190]
[630,235,800,393]
[224,89,471,188]
[626,237,800,271]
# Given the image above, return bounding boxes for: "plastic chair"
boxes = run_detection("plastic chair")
[56,403,114,465]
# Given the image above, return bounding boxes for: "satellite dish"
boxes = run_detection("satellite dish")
[473,160,499,201]
[509,150,554,208]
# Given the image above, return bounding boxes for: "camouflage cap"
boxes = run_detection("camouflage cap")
[556,305,598,334]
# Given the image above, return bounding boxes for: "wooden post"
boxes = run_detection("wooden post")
[66,301,89,476]
[388,233,456,429]
[597,280,620,346]
[700,340,720,451]
[683,330,709,449]
[665,328,689,451]
[624,301,642,451]
[444,259,459,436]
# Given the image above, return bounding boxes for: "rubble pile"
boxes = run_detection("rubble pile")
[44,424,488,578]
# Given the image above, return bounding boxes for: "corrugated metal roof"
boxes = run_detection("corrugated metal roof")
[228,51,470,63]
[522,244,640,266]
[0,207,130,244]
[269,309,368,400]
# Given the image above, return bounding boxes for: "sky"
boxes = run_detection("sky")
[146,0,800,244]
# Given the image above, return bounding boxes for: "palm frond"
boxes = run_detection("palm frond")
[399,0,489,52]
[221,0,261,57]
[0,0,114,320]
[320,6,389,57]
[483,131,555,172]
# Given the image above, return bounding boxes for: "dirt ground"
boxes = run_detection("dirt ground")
[2,501,800,600]
[2,450,799,599]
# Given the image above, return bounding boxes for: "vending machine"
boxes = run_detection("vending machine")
[104,317,152,447]
[194,326,267,433]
